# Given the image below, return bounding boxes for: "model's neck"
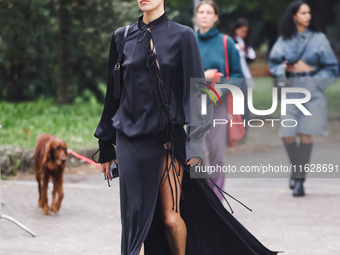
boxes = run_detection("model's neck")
[296,24,307,33]
[199,26,213,35]
[143,8,165,24]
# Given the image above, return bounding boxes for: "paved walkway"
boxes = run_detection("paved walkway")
[1,122,340,255]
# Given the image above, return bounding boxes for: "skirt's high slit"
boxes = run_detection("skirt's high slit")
[117,125,277,255]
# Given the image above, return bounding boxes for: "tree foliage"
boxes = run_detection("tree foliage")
[0,0,339,102]
[0,0,141,102]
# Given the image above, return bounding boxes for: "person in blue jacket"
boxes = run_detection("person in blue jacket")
[195,0,244,200]
[269,1,338,197]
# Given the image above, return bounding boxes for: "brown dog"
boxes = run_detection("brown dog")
[35,133,67,215]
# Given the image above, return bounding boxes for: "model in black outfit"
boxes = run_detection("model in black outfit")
[94,0,279,254]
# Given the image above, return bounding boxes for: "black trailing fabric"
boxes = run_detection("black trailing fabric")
[144,127,278,255]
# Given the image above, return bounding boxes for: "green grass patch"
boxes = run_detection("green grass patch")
[0,89,104,149]
[324,80,340,119]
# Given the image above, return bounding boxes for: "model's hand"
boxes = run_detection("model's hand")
[235,43,246,51]
[285,62,295,72]
[294,60,316,72]
[285,60,315,72]
[101,159,118,181]
[187,157,202,166]
[205,69,223,82]
[210,88,223,102]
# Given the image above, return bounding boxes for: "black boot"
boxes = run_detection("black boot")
[293,179,305,197]
[293,142,313,197]
[283,141,298,189]
[289,178,296,190]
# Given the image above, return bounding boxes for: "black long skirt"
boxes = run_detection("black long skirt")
[116,126,278,255]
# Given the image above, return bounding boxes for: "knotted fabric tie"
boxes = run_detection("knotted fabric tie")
[138,26,181,212]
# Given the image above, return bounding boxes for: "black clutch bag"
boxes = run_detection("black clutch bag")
[109,161,119,179]
[104,161,119,187]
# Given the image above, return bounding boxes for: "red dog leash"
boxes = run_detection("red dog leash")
[68,149,101,168]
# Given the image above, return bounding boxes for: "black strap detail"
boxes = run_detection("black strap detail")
[116,25,130,68]
[286,70,316,78]
[289,33,314,65]
[113,25,130,98]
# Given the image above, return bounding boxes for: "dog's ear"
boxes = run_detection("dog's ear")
[49,142,56,161]
[62,141,68,155]
[42,141,53,164]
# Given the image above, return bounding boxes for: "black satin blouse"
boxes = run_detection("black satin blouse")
[94,13,212,163]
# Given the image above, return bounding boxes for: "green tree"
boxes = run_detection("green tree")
[1,0,338,103]
[0,0,141,102]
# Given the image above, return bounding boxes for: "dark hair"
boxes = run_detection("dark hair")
[164,0,167,8]
[279,1,319,39]
[230,18,253,49]
[196,0,220,16]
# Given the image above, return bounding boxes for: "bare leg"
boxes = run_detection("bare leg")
[139,243,144,255]
[159,151,187,255]
[299,134,312,144]
[282,136,296,144]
